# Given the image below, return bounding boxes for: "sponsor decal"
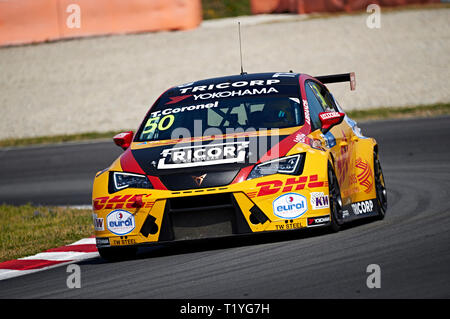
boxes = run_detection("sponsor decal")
[93,194,154,211]
[293,133,307,143]
[92,213,104,231]
[319,112,341,120]
[310,192,330,210]
[96,237,110,247]
[342,209,350,219]
[106,210,136,236]
[275,221,302,230]
[165,94,192,105]
[179,79,281,94]
[111,238,137,246]
[356,157,374,193]
[351,200,374,215]
[273,193,308,219]
[303,100,311,125]
[192,87,279,101]
[150,101,219,118]
[307,215,331,227]
[254,174,328,197]
[157,141,249,169]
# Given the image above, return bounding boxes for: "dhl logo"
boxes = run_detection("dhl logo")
[247,174,328,198]
[93,194,154,210]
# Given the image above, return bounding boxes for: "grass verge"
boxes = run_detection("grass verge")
[1,103,449,148]
[0,204,94,262]
[346,102,450,121]
[202,0,251,20]
[0,130,121,148]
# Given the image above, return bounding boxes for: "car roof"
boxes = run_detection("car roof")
[165,72,302,96]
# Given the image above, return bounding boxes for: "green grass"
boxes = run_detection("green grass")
[0,130,122,148]
[200,1,449,21]
[0,204,94,262]
[346,102,450,121]
[0,103,449,148]
[202,0,251,20]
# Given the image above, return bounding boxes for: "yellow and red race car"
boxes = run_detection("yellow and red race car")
[92,72,387,260]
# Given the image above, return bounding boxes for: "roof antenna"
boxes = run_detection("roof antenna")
[238,22,246,75]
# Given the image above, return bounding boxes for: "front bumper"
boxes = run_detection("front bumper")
[92,173,331,248]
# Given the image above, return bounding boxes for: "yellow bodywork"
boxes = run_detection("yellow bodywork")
[92,119,377,247]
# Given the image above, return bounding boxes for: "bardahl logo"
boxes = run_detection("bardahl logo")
[319,112,341,120]
[157,141,250,169]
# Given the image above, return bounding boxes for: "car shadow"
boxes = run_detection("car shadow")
[80,216,382,265]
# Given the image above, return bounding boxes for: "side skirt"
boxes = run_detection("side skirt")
[341,199,378,223]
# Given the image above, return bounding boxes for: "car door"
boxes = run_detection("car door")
[304,80,355,204]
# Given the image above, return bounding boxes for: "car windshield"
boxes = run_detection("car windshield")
[137,95,304,142]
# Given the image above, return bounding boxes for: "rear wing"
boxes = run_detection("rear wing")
[314,72,356,91]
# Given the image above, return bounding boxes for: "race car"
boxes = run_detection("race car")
[92,71,387,260]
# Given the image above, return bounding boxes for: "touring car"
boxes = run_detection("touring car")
[92,71,387,260]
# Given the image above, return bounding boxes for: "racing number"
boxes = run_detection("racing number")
[142,114,174,134]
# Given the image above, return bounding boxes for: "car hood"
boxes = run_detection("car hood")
[121,128,304,191]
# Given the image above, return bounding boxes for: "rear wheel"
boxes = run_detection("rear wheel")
[373,151,387,219]
[328,163,344,232]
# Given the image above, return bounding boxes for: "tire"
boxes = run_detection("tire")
[328,163,344,232]
[373,151,387,220]
[98,246,137,262]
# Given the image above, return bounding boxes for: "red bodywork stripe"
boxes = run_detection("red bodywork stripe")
[120,148,146,175]
[231,165,254,184]
[148,176,168,190]
[120,149,167,190]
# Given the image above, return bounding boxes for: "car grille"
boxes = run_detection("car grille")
[158,193,252,241]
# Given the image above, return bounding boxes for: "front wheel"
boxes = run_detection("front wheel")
[328,163,344,232]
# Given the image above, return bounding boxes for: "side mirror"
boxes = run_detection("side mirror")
[319,112,345,134]
[113,131,134,150]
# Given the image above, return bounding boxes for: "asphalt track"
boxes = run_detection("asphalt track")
[0,116,449,299]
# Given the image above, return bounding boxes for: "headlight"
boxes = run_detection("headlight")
[247,154,304,180]
[111,172,153,192]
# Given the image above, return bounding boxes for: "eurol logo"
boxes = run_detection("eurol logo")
[273,193,308,219]
[106,210,135,235]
